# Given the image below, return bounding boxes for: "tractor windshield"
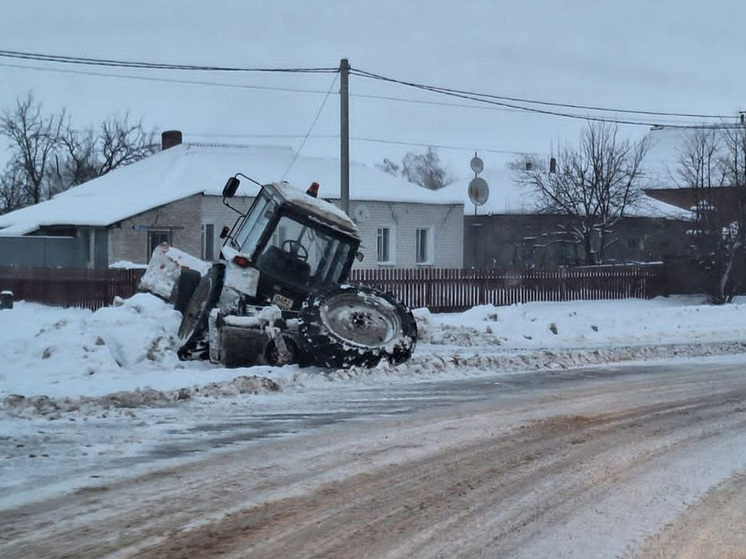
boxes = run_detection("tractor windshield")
[255,214,354,290]
[230,192,277,254]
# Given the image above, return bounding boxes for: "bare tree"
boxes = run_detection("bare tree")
[378,147,455,190]
[1,93,156,214]
[515,122,649,265]
[375,157,400,177]
[50,127,99,196]
[676,126,746,303]
[0,164,27,213]
[98,113,156,175]
[401,147,455,190]
[50,114,155,193]
[0,92,65,205]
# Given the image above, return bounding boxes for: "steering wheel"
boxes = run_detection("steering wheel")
[281,239,309,262]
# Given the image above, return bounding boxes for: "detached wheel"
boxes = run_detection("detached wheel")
[298,285,417,369]
[170,269,202,314]
[177,264,224,360]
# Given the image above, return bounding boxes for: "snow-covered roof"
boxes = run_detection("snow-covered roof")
[440,166,690,219]
[0,143,463,236]
[643,126,692,187]
[642,124,746,187]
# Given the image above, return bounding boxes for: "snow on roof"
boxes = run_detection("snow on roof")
[270,181,357,232]
[440,165,689,219]
[643,126,691,187]
[0,143,463,236]
[642,124,746,187]
[441,167,536,216]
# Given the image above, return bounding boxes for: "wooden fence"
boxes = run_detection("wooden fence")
[0,264,662,313]
[0,267,144,311]
[350,265,662,312]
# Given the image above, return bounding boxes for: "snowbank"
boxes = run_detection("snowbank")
[1,293,745,408]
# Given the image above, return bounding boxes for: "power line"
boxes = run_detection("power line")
[1,61,703,128]
[0,61,524,115]
[0,62,338,94]
[0,60,707,123]
[3,48,739,128]
[0,49,336,73]
[283,74,339,179]
[350,68,733,126]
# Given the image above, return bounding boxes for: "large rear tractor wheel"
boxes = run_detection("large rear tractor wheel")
[177,264,224,360]
[298,285,417,369]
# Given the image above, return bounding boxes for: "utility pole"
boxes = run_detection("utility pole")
[340,58,350,214]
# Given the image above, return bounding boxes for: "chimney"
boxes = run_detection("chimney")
[161,130,182,151]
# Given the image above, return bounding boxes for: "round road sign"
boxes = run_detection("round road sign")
[470,156,484,174]
[468,177,489,206]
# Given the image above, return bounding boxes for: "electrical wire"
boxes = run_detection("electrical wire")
[0,49,337,73]
[2,48,740,130]
[350,68,735,127]
[0,60,701,124]
[0,62,339,94]
[282,73,339,179]
[0,61,526,116]
[351,68,724,120]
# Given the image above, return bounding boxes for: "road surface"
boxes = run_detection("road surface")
[2,357,746,558]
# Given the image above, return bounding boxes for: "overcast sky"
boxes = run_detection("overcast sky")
[2,0,746,181]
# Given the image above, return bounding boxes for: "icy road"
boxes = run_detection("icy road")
[3,295,746,557]
[3,357,746,558]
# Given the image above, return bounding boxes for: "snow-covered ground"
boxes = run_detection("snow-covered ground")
[2,293,746,508]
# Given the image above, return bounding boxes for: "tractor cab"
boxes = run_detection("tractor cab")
[220,178,361,311]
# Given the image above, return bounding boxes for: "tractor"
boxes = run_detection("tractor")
[140,176,417,369]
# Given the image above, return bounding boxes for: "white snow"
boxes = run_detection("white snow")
[442,165,692,219]
[0,143,462,236]
[2,292,746,511]
[271,180,358,231]
[2,292,746,403]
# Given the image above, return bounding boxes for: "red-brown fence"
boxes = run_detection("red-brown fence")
[0,267,145,311]
[349,265,662,312]
[0,264,661,312]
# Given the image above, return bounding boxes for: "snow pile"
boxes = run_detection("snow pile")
[0,294,181,396]
[421,298,746,348]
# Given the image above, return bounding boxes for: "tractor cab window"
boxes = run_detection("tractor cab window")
[256,214,353,290]
[231,193,277,256]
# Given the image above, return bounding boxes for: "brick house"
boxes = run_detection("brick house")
[440,166,690,269]
[0,136,463,270]
[643,125,746,227]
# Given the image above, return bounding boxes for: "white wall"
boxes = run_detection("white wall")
[350,201,463,269]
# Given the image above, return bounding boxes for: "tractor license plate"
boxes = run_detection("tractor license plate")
[272,293,294,310]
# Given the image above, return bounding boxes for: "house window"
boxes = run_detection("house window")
[416,227,433,264]
[147,229,171,259]
[377,227,394,264]
[202,223,215,261]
